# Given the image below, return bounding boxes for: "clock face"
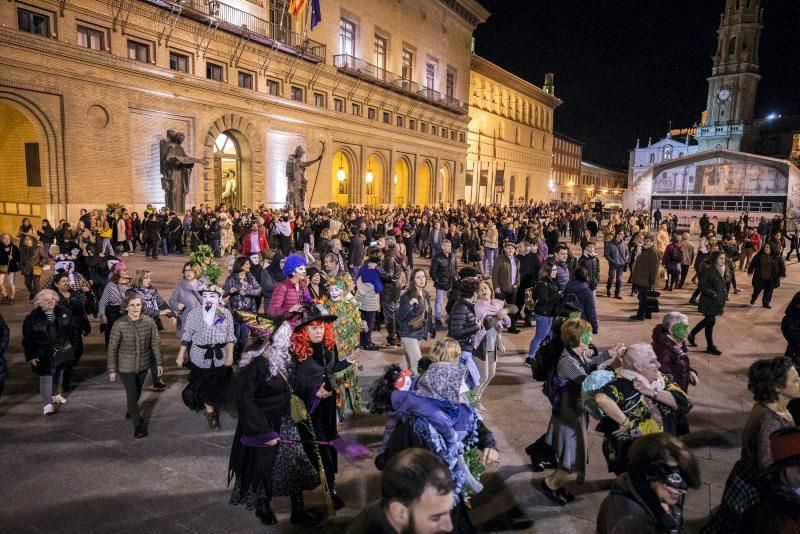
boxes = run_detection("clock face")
[717,88,731,102]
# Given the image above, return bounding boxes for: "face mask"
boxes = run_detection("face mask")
[671,323,689,340]
[581,331,592,346]
[203,293,220,311]
[249,254,260,265]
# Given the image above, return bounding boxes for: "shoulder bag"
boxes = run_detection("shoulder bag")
[276,368,308,423]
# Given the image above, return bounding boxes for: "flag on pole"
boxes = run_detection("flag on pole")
[310,0,321,30]
[289,0,307,17]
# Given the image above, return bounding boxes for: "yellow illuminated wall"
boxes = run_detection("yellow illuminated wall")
[0,103,45,232]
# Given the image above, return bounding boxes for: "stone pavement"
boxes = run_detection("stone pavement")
[1,245,797,533]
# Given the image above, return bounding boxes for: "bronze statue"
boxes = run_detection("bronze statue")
[285,142,324,212]
[159,130,207,214]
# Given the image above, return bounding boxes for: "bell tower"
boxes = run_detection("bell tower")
[697,0,763,152]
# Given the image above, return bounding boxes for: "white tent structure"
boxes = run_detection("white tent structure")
[623,149,800,223]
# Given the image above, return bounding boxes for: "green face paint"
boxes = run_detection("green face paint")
[581,331,592,346]
[672,323,689,340]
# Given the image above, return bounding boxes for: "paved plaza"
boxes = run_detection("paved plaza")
[1,246,797,533]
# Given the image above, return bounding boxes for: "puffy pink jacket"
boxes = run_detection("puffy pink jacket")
[266,278,311,321]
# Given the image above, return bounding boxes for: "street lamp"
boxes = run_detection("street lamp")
[365,162,374,184]
[393,172,398,185]
[337,153,346,182]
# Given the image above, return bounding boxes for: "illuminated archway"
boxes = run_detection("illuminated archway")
[213,131,249,210]
[416,161,433,206]
[364,153,384,206]
[0,101,49,229]
[393,157,411,205]
[331,150,353,206]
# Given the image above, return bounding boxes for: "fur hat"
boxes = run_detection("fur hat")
[282,254,307,277]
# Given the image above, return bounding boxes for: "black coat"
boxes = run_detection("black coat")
[430,252,457,290]
[782,311,800,363]
[748,252,785,287]
[22,304,77,376]
[533,278,561,317]
[698,267,726,317]
[447,297,480,351]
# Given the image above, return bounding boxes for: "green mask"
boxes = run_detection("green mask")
[672,323,689,340]
[581,331,592,346]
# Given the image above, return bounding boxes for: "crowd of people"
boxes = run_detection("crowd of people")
[1,200,800,533]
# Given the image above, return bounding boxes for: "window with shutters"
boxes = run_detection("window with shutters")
[25,143,41,187]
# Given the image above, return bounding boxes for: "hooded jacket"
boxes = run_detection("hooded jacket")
[564,280,598,334]
[651,325,693,391]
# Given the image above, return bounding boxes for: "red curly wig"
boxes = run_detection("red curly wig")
[290,320,336,362]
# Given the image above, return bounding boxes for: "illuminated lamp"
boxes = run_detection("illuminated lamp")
[337,153,346,182]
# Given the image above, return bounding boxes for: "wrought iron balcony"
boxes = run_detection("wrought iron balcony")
[143,0,326,63]
[333,54,467,115]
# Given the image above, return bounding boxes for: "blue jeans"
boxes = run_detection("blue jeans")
[233,319,250,363]
[484,247,497,273]
[606,263,624,294]
[528,315,554,357]
[434,289,447,321]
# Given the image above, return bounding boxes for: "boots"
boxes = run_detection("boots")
[205,409,220,430]
[290,494,319,526]
[255,496,277,525]
[328,480,345,511]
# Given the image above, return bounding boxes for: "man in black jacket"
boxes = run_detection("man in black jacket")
[430,240,457,327]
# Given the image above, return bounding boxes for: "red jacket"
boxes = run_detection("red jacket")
[242,231,269,255]
[266,278,311,320]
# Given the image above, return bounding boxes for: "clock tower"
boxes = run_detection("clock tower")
[697,0,763,153]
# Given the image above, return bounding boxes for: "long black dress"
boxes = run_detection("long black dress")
[293,343,352,485]
[228,357,318,509]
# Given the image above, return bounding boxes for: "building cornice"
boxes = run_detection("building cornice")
[436,0,491,28]
[471,55,562,109]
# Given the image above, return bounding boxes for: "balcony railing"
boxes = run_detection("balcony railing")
[333,54,467,115]
[143,0,325,62]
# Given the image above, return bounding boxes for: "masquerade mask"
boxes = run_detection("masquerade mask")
[394,369,412,391]
[328,285,343,301]
[663,468,688,490]
[581,331,592,346]
[671,323,689,340]
[294,265,306,276]
[203,292,220,311]
[249,254,260,265]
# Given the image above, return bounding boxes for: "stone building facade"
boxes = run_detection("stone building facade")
[465,56,561,206]
[579,161,627,206]
[551,133,583,202]
[0,0,489,229]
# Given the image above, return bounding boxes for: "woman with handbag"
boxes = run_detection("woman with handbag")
[0,233,21,304]
[98,268,132,348]
[397,268,434,371]
[222,257,262,364]
[107,294,163,439]
[22,289,76,415]
[228,322,320,526]
[19,235,47,300]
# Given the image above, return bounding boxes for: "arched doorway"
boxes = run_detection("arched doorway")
[438,164,451,205]
[213,132,242,210]
[393,157,411,205]
[0,101,48,230]
[416,161,432,206]
[364,154,384,206]
[331,150,352,206]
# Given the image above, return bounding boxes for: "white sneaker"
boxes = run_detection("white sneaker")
[43,404,55,415]
[52,394,67,404]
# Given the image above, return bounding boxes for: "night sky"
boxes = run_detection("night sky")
[474,0,800,169]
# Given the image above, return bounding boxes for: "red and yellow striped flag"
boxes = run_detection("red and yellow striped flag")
[289,0,307,16]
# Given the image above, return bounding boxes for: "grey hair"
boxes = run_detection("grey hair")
[661,311,688,331]
[34,288,59,309]
[441,239,452,247]
[622,343,655,370]
[384,236,396,247]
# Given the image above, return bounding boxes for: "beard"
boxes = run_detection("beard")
[400,511,451,534]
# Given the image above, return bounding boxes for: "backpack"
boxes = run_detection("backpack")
[530,331,564,382]
[670,246,683,263]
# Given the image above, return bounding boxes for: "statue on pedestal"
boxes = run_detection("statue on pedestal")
[285,142,324,213]
[159,130,207,214]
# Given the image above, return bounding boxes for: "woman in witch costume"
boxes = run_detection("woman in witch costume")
[291,304,356,511]
[228,322,320,526]
[176,284,236,430]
